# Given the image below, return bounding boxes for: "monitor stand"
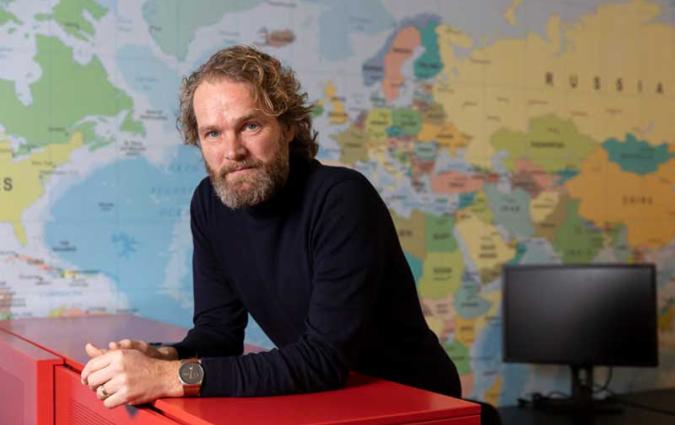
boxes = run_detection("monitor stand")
[530,366,623,415]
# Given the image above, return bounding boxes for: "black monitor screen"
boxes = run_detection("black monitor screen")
[502,264,658,367]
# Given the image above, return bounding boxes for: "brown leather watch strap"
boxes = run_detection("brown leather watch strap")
[182,383,201,397]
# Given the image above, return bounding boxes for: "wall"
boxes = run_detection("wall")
[0,0,673,405]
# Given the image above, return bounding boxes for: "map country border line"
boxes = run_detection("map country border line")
[0,250,102,281]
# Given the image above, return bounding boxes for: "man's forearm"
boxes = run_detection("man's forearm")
[157,359,185,398]
[171,329,245,359]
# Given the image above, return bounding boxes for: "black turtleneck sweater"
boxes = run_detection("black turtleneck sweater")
[172,156,461,398]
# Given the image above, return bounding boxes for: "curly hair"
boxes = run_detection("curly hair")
[177,45,318,160]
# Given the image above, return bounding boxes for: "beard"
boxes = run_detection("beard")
[205,146,290,209]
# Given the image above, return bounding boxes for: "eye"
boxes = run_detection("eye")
[243,122,261,132]
[204,130,220,139]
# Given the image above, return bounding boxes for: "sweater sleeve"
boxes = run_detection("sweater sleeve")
[198,177,390,396]
[171,186,248,359]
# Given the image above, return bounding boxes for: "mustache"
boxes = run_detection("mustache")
[217,159,263,177]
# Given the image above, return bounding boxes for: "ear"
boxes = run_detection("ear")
[283,124,296,145]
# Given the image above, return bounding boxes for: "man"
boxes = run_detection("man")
[81,45,461,408]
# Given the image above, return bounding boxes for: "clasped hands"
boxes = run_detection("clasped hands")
[80,339,183,408]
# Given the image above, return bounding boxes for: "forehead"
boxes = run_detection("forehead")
[193,78,257,110]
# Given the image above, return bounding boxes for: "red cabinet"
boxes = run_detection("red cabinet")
[0,330,62,425]
[0,316,480,425]
[55,366,178,425]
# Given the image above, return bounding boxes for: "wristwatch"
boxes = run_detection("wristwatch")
[178,358,204,397]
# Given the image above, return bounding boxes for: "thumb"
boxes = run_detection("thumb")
[85,342,106,358]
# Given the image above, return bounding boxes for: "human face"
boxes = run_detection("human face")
[193,78,294,208]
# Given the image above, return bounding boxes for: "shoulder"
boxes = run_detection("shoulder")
[307,161,378,198]
[304,161,385,214]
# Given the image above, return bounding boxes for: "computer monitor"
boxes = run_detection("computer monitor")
[502,264,658,410]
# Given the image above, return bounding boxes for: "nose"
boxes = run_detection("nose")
[222,133,247,161]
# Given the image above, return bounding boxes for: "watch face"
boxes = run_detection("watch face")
[179,362,204,385]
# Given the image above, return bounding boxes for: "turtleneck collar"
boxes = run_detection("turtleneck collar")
[243,153,314,219]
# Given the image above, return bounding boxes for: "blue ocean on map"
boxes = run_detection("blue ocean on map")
[116,44,180,120]
[45,146,274,347]
[313,0,395,61]
[45,147,203,326]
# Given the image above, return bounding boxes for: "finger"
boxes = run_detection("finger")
[81,352,113,385]
[85,342,106,358]
[124,339,148,351]
[86,365,116,390]
[103,386,127,409]
[110,339,138,351]
[112,338,130,349]
[103,373,124,395]
[96,384,110,401]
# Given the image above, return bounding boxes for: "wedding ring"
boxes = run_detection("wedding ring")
[99,385,110,398]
